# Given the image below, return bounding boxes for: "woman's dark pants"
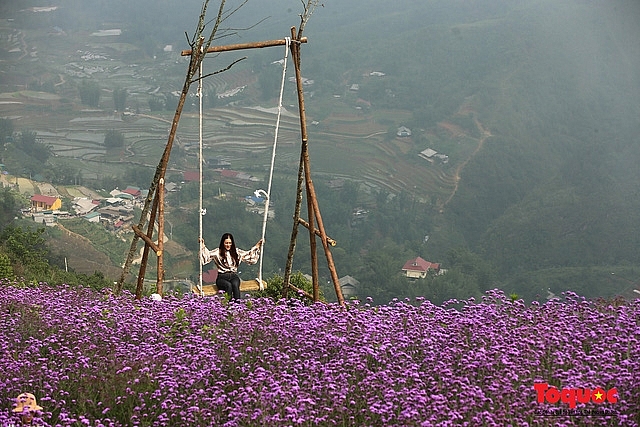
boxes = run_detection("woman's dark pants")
[216,272,241,300]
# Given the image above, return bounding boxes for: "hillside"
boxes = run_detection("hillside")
[51,223,124,277]
[1,0,640,302]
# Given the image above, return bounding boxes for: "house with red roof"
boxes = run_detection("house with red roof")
[220,169,239,179]
[401,256,440,279]
[202,269,218,284]
[30,194,62,212]
[122,186,141,198]
[183,171,200,182]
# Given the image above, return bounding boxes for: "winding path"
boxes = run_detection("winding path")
[439,113,492,212]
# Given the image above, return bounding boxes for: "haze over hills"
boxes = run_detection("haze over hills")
[1,0,640,302]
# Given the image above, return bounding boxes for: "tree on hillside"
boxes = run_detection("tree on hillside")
[104,130,125,149]
[148,95,165,112]
[79,80,101,107]
[0,226,50,279]
[0,252,12,278]
[0,118,13,149]
[123,166,154,189]
[19,130,51,164]
[0,188,27,230]
[113,87,128,111]
[45,161,81,185]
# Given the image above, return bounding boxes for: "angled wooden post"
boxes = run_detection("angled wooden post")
[116,37,205,298]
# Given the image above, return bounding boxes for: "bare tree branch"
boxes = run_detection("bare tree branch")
[298,0,322,38]
[190,56,247,84]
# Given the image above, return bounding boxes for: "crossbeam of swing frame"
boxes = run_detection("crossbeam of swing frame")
[180,37,307,56]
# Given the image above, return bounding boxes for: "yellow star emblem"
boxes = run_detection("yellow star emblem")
[594,391,604,401]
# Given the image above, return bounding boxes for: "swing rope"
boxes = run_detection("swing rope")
[197,46,204,297]
[256,37,291,290]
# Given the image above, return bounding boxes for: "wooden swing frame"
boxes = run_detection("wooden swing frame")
[116,28,345,307]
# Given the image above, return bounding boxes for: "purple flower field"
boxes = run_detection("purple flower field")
[1,280,638,426]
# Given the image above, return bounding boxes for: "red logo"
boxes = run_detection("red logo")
[534,383,618,408]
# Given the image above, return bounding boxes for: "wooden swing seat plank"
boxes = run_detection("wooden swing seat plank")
[192,280,266,296]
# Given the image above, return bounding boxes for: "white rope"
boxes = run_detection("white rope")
[256,37,290,290]
[197,50,204,297]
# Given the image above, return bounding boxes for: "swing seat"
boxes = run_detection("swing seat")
[193,280,267,296]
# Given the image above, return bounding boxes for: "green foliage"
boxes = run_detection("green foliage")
[44,159,81,185]
[0,187,27,229]
[112,87,128,111]
[56,218,128,267]
[120,165,153,189]
[19,129,51,163]
[252,271,320,303]
[78,80,101,107]
[104,129,125,149]
[0,252,13,278]
[0,224,115,288]
[0,226,51,279]
[148,95,165,112]
[0,117,13,148]
[446,247,496,292]
[2,129,52,176]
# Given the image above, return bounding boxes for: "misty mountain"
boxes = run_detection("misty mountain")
[2,0,640,300]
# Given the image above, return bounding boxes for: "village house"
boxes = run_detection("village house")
[397,126,412,137]
[31,211,56,227]
[419,148,449,164]
[73,197,100,216]
[83,211,101,223]
[202,269,218,285]
[339,275,360,298]
[401,256,440,279]
[122,186,142,198]
[183,171,200,182]
[30,194,62,212]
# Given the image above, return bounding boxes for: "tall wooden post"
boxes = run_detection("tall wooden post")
[284,26,345,306]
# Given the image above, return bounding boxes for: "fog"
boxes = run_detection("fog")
[1,0,640,301]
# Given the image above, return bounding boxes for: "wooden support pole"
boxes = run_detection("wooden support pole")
[297,218,336,246]
[288,26,345,307]
[181,37,307,56]
[134,193,160,299]
[117,38,204,296]
[156,178,165,295]
[132,225,160,253]
[288,27,319,301]
[288,283,315,301]
[284,148,305,299]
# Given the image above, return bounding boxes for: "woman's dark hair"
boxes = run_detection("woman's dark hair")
[218,232,239,267]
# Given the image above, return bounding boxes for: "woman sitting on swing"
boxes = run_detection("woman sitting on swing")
[200,233,263,300]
